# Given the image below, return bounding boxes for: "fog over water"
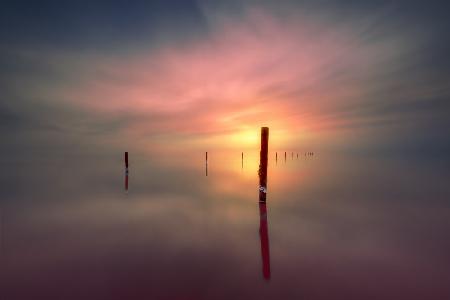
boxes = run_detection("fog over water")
[1,149,449,299]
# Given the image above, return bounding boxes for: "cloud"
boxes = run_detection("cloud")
[1,1,449,157]
[48,8,421,151]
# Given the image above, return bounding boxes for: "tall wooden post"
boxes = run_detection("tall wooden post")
[259,127,269,203]
[205,152,208,176]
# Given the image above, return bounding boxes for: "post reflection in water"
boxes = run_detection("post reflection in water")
[258,127,271,280]
[205,151,208,176]
[259,201,271,280]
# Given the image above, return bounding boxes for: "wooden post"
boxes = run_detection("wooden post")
[259,127,269,203]
[242,152,244,169]
[124,152,129,191]
[284,151,286,162]
[205,152,208,176]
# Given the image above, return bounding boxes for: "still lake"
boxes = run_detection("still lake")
[1,150,449,299]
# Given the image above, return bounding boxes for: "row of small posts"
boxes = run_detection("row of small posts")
[205,149,315,174]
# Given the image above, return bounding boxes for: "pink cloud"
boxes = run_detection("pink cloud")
[60,9,408,151]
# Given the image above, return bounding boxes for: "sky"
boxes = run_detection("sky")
[1,0,450,161]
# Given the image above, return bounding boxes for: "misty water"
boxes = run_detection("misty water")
[1,150,449,299]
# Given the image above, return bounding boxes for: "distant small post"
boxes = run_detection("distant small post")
[259,127,269,203]
[124,152,129,191]
[242,152,244,170]
[284,151,286,162]
[206,151,208,176]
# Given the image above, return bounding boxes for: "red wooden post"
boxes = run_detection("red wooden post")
[259,127,269,203]
[124,152,129,191]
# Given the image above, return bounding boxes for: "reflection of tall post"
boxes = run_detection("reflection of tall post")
[124,152,129,191]
[259,127,269,203]
[259,202,271,280]
[206,152,208,176]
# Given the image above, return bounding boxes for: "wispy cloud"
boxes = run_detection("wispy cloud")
[48,8,424,151]
[1,2,449,157]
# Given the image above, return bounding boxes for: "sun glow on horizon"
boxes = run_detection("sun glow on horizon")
[227,128,259,147]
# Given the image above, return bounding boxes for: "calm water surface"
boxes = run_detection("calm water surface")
[1,151,449,299]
